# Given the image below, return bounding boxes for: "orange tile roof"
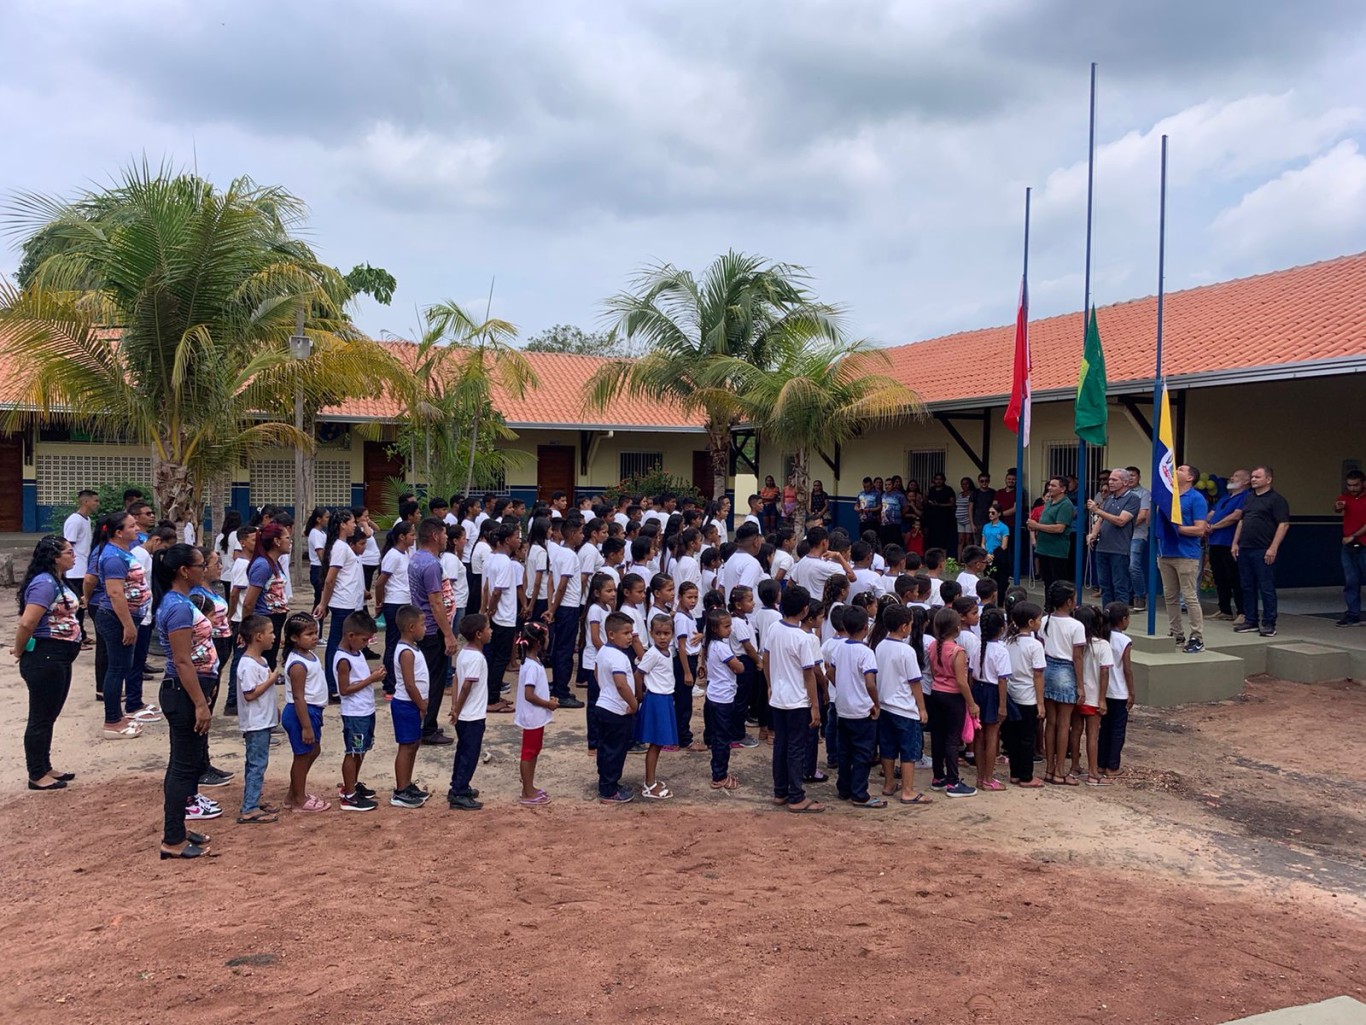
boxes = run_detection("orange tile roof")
[324,343,703,430]
[883,250,1366,407]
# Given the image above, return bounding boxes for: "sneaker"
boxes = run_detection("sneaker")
[422,732,454,747]
[945,782,978,798]
[731,735,760,750]
[339,792,378,812]
[354,782,376,799]
[930,778,948,791]
[1233,622,1260,633]
[1259,626,1277,637]
[556,696,585,709]
[402,782,431,800]
[185,801,222,821]
[1207,611,1229,621]
[448,794,483,811]
[629,742,648,753]
[599,788,634,804]
[390,790,426,809]
[1182,637,1204,654]
[198,770,232,788]
[194,794,221,813]
[1336,615,1361,628]
[206,765,234,781]
[1172,634,1185,647]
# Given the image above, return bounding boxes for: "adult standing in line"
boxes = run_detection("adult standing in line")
[154,543,215,860]
[969,473,996,546]
[1026,477,1073,594]
[241,522,292,669]
[87,511,152,740]
[806,481,832,529]
[720,523,765,603]
[63,490,98,644]
[1156,465,1209,653]
[1205,469,1249,623]
[923,473,957,554]
[1125,467,1152,612]
[955,476,975,556]
[1334,468,1366,627]
[855,477,881,536]
[879,481,906,549]
[1232,466,1291,638]
[1086,470,1140,607]
[314,511,366,700]
[411,516,457,745]
[14,535,82,790]
[994,468,1025,577]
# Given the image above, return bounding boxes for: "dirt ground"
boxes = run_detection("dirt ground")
[2,604,1364,1025]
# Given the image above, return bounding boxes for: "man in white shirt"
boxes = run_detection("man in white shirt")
[546,518,586,708]
[479,523,521,713]
[64,489,99,635]
[762,585,823,812]
[787,526,856,597]
[719,523,765,603]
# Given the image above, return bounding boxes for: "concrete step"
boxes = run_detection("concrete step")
[1264,642,1351,683]
[1128,631,1181,654]
[1220,996,1366,1024]
[1129,648,1246,707]
[1204,630,1274,675]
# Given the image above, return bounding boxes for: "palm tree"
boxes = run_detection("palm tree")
[705,331,921,525]
[584,251,841,499]
[0,162,399,527]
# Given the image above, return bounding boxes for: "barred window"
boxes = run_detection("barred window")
[619,452,664,479]
[36,454,152,505]
[1046,442,1108,493]
[906,449,946,488]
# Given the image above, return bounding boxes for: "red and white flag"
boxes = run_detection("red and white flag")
[1003,276,1030,447]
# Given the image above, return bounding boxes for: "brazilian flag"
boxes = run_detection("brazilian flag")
[1074,307,1107,445]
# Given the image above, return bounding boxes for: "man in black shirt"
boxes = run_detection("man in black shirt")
[969,473,997,543]
[923,473,957,554]
[1232,465,1291,637]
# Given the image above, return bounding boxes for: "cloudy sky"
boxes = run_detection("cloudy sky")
[3,0,1366,347]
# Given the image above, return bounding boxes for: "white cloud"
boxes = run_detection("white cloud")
[1212,140,1366,260]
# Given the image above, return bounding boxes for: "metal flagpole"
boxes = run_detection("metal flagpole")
[1074,62,1097,593]
[1013,187,1030,586]
[1146,135,1169,635]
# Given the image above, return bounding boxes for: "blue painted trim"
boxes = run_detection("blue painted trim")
[23,480,38,532]
[230,483,252,519]
[351,484,365,509]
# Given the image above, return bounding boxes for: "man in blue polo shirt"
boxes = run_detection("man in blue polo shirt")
[1156,464,1209,653]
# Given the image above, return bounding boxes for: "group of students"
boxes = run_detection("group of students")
[16,487,1141,859]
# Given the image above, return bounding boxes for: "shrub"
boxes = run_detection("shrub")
[600,467,702,508]
[44,479,154,532]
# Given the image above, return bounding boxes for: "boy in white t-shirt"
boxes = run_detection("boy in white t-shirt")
[390,606,432,808]
[448,614,493,810]
[874,604,929,805]
[236,615,280,823]
[1098,602,1134,780]
[762,585,823,813]
[595,613,640,803]
[335,612,385,812]
[829,605,882,808]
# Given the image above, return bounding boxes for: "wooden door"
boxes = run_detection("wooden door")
[692,450,714,499]
[363,441,405,511]
[0,434,20,530]
[536,445,575,503]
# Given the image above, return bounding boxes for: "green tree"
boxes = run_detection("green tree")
[703,331,920,524]
[584,251,840,499]
[344,262,397,306]
[0,162,404,527]
[523,323,631,357]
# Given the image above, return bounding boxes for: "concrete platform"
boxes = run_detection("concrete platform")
[1265,642,1352,683]
[1130,648,1246,706]
[1205,630,1274,675]
[1128,631,1182,654]
[1221,996,1366,1024]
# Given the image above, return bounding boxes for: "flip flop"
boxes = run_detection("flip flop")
[1015,779,1045,788]
[850,797,887,809]
[977,779,1006,792]
[236,812,279,823]
[517,793,551,806]
[1061,775,1081,787]
[787,800,825,814]
[899,793,933,805]
[1086,776,1113,787]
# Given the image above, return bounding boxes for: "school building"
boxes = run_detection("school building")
[2,251,1362,589]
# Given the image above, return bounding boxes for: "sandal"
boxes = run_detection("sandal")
[787,799,825,814]
[1061,774,1081,786]
[1015,779,1045,788]
[684,742,708,753]
[488,702,514,714]
[258,802,281,814]
[236,811,279,823]
[850,797,887,809]
[518,793,551,806]
[709,775,739,791]
[1086,776,1113,787]
[977,779,1006,792]
[295,794,331,812]
[103,723,142,740]
[642,782,673,800]
[129,709,163,724]
[899,792,933,805]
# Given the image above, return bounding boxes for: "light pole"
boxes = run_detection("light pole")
[289,306,313,592]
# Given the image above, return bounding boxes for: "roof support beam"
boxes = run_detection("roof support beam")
[1118,396,1153,441]
[730,428,760,477]
[934,410,991,475]
[579,431,594,477]
[816,441,841,479]
[1174,387,1187,464]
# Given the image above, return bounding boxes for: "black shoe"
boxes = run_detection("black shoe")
[222,704,238,717]
[328,694,342,705]
[186,830,211,845]
[1233,622,1260,633]
[353,782,376,799]
[1336,615,1361,627]
[198,771,232,788]
[362,646,382,660]
[448,794,482,811]
[401,782,431,800]
[159,843,207,859]
[28,778,67,791]
[629,742,648,753]
[207,765,234,781]
[1258,626,1277,637]
[422,732,454,746]
[53,772,76,782]
[1182,637,1205,654]
[556,696,585,709]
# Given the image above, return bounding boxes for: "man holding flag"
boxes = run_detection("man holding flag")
[1154,453,1209,653]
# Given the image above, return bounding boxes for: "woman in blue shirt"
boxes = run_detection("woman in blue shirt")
[88,511,153,738]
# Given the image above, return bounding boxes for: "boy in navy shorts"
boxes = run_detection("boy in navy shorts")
[334,611,385,812]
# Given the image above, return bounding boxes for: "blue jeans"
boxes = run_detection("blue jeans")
[129,622,152,712]
[550,605,580,698]
[771,706,810,804]
[1095,551,1131,607]
[93,606,135,726]
[1129,536,1149,603]
[1098,699,1129,772]
[241,728,272,814]
[835,714,877,802]
[449,717,486,797]
[1343,544,1366,619]
[704,698,732,782]
[595,708,635,797]
[1238,548,1277,628]
[323,606,350,697]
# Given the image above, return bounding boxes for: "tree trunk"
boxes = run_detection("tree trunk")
[464,407,482,496]
[152,452,196,536]
[791,447,811,528]
[707,420,729,504]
